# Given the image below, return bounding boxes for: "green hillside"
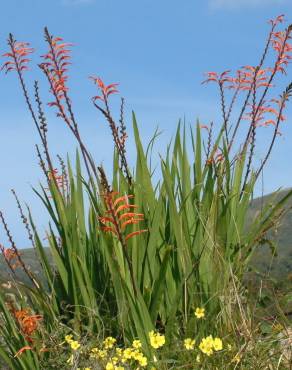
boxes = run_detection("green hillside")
[248,188,292,281]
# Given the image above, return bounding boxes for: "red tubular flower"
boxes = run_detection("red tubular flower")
[243,97,286,128]
[90,76,119,102]
[40,31,72,107]
[10,306,42,343]
[271,27,292,75]
[202,70,232,85]
[1,37,34,74]
[99,192,147,242]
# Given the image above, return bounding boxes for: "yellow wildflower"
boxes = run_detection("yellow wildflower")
[213,337,223,351]
[140,357,148,367]
[134,351,147,367]
[196,354,201,363]
[70,340,81,351]
[148,331,165,349]
[132,339,142,349]
[123,347,134,360]
[199,335,214,356]
[105,363,114,370]
[65,334,73,344]
[103,336,117,349]
[90,348,107,359]
[184,338,196,350]
[195,307,205,319]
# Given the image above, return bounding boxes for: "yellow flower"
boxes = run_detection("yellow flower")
[195,307,205,319]
[70,340,81,351]
[106,363,115,370]
[103,336,117,349]
[65,334,73,344]
[184,338,196,350]
[90,348,107,359]
[148,331,165,349]
[213,337,223,351]
[199,335,214,356]
[138,355,148,367]
[196,354,201,363]
[132,339,142,349]
[122,347,134,360]
[123,348,147,367]
[139,356,148,367]
[227,344,232,351]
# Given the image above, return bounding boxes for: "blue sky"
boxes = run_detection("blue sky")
[0,0,291,247]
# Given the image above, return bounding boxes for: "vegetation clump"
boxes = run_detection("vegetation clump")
[0,14,291,369]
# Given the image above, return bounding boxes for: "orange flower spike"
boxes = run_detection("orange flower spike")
[99,192,148,242]
[2,38,34,74]
[90,76,119,101]
[42,31,72,106]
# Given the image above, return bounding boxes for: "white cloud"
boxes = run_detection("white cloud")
[209,0,285,10]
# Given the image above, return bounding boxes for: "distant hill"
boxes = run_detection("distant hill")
[0,189,292,285]
[248,188,292,281]
[0,247,51,286]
